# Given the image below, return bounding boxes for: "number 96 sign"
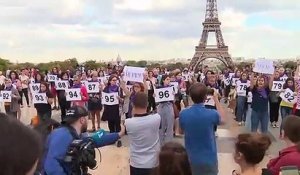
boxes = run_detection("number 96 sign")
[154,87,174,103]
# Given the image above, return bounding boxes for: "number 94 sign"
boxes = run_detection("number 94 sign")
[154,87,174,103]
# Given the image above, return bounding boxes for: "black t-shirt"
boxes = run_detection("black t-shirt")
[34,91,54,114]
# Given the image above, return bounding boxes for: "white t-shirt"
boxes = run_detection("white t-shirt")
[20,75,29,89]
[125,113,161,169]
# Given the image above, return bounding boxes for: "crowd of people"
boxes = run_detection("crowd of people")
[0,62,300,175]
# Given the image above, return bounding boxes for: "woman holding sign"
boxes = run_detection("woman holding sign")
[268,71,282,128]
[279,78,296,136]
[87,71,102,131]
[102,75,124,147]
[3,78,21,118]
[49,67,59,110]
[34,82,54,121]
[235,72,250,126]
[57,72,72,121]
[70,75,89,107]
[156,74,175,145]
[121,79,147,119]
[249,75,270,133]
[9,71,22,119]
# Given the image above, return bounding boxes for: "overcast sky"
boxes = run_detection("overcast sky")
[0,0,299,63]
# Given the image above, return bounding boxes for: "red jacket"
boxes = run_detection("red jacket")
[267,146,300,175]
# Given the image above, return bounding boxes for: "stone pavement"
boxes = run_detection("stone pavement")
[1,101,285,175]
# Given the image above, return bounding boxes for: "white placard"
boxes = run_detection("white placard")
[231,78,239,86]
[204,95,215,106]
[123,66,145,83]
[47,75,58,82]
[87,82,100,93]
[170,82,179,93]
[271,81,284,92]
[30,83,40,93]
[55,80,69,90]
[32,93,47,104]
[253,59,274,74]
[229,73,235,78]
[0,91,12,102]
[224,78,231,86]
[182,74,190,82]
[237,83,248,96]
[280,76,288,82]
[280,88,296,104]
[66,88,82,101]
[154,87,174,103]
[102,92,119,105]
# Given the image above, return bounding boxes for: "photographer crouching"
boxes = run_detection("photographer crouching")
[43,106,125,175]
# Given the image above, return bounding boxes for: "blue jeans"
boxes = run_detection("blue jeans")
[236,96,247,122]
[251,110,269,133]
[280,106,292,133]
[190,163,218,175]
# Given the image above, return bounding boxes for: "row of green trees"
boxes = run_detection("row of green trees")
[0,57,297,72]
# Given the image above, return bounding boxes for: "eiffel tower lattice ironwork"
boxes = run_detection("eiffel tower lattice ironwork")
[189,0,234,71]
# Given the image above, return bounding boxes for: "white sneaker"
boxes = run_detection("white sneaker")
[238,122,242,126]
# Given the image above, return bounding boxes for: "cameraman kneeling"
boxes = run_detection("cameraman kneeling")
[44,105,125,175]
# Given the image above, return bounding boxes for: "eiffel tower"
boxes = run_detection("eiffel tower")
[189,0,234,71]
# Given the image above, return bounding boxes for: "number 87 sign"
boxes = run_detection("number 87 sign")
[154,87,174,103]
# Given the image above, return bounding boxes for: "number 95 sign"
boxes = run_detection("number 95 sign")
[102,92,119,105]
[154,87,174,103]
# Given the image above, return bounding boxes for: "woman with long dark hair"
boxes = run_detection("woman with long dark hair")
[152,142,192,175]
[3,78,21,118]
[87,71,103,131]
[19,68,30,107]
[157,74,175,145]
[102,75,124,147]
[9,70,22,119]
[34,82,54,121]
[57,72,72,121]
[250,75,270,133]
[279,77,295,136]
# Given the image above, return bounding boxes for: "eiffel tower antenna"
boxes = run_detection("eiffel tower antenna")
[189,0,234,71]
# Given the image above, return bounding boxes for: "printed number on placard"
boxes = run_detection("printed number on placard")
[0,91,12,102]
[158,90,170,99]
[102,92,119,105]
[69,91,78,98]
[105,95,115,103]
[31,84,40,92]
[57,82,67,89]
[204,96,215,106]
[33,93,47,104]
[88,84,96,91]
[284,92,295,103]
[239,85,247,91]
[272,81,284,91]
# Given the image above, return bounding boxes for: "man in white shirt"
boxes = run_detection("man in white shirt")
[125,92,161,175]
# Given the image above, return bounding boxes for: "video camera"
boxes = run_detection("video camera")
[64,139,97,175]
